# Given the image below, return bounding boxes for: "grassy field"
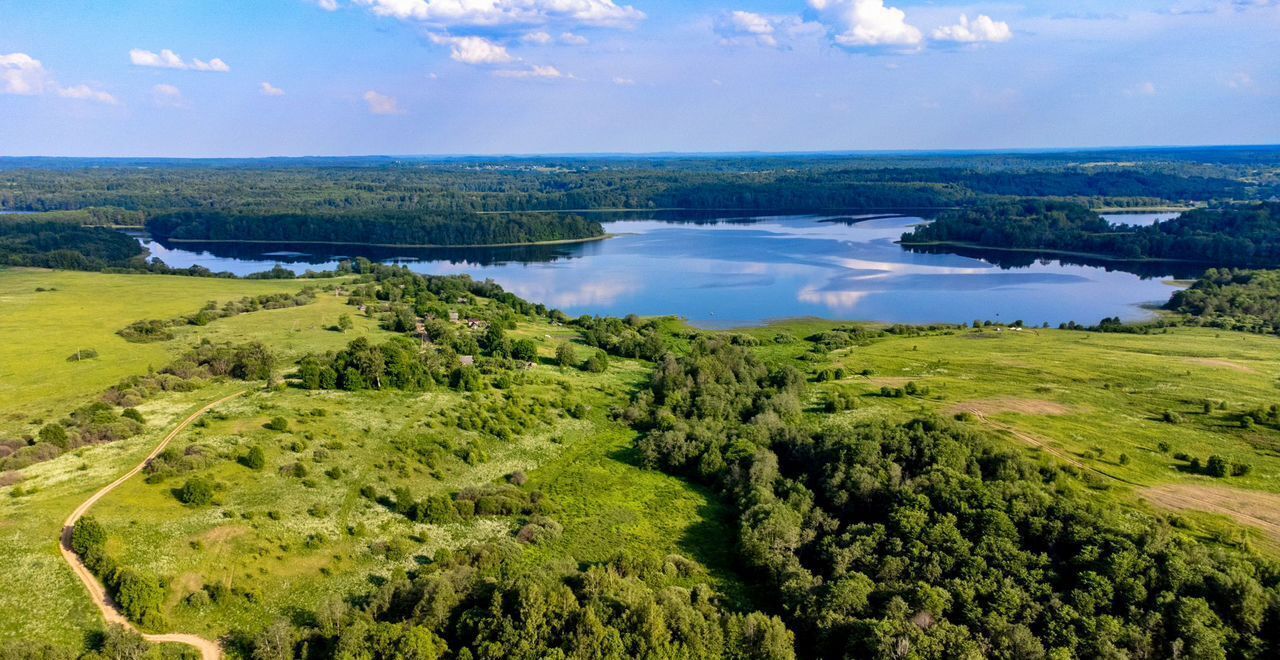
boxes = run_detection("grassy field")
[0,268,743,654]
[748,321,1280,551]
[0,268,377,437]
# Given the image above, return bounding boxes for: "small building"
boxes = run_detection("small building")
[459,355,475,367]
[448,310,460,323]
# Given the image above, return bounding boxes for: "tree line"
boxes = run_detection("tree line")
[904,201,1280,267]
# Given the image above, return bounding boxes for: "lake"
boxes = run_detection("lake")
[1101,212,1182,227]
[132,214,1192,328]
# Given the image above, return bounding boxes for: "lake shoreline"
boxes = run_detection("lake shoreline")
[154,233,614,250]
[898,240,1215,266]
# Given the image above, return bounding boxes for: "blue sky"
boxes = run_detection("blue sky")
[0,0,1276,156]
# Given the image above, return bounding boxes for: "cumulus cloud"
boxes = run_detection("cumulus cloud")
[521,30,554,45]
[354,0,644,29]
[560,32,589,45]
[57,84,119,104]
[715,11,779,47]
[429,34,514,64]
[494,64,566,79]
[809,0,922,50]
[152,83,186,107]
[931,14,1012,43]
[313,0,340,10]
[130,48,230,72]
[1126,81,1158,96]
[0,52,48,95]
[260,81,285,96]
[2,52,117,104]
[363,89,404,114]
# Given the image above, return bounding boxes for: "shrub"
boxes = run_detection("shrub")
[265,416,289,432]
[1162,410,1183,424]
[239,445,266,470]
[1205,455,1229,478]
[37,424,69,449]
[66,348,99,362]
[176,475,216,506]
[121,408,145,424]
[581,350,609,373]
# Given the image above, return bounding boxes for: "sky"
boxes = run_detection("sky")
[0,0,1277,157]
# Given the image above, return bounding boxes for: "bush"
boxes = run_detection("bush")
[66,348,99,362]
[265,416,289,432]
[1205,455,1229,478]
[176,475,216,506]
[1162,410,1184,424]
[37,424,69,449]
[239,445,266,470]
[121,408,145,424]
[581,350,609,373]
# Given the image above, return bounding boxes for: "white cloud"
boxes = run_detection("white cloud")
[130,48,230,72]
[260,81,286,96]
[363,89,404,114]
[715,11,779,47]
[1126,81,1158,96]
[429,34,514,64]
[495,64,565,79]
[521,31,554,45]
[0,52,48,95]
[2,52,117,105]
[354,0,644,28]
[931,14,1012,43]
[152,83,186,107]
[612,76,635,85]
[809,0,922,50]
[57,84,119,105]
[560,32,589,45]
[313,0,340,10]
[1225,72,1254,89]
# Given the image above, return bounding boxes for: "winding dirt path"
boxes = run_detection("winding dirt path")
[60,390,245,660]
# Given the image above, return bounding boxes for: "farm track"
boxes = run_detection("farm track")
[59,390,246,660]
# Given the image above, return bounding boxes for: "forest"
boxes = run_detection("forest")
[627,338,1280,659]
[0,219,147,270]
[903,201,1280,267]
[145,210,605,247]
[1167,268,1280,334]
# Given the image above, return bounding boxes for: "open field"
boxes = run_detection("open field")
[747,321,1280,551]
[0,268,376,436]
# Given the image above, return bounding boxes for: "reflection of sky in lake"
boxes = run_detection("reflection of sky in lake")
[135,215,1184,328]
[1101,212,1181,227]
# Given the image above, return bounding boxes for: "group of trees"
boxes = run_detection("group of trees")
[0,219,147,270]
[70,516,165,626]
[233,542,794,659]
[1167,268,1280,334]
[626,337,1280,658]
[146,209,606,247]
[905,201,1280,267]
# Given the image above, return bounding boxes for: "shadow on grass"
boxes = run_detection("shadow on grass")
[603,443,769,613]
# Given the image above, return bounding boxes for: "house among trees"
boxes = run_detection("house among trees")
[459,355,475,366]
[448,310,460,323]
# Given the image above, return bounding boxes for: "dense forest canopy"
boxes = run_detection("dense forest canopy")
[904,201,1280,267]
[0,219,147,271]
[145,210,605,246]
[626,338,1280,659]
[1167,268,1280,334]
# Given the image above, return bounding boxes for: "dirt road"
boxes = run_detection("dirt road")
[60,390,245,660]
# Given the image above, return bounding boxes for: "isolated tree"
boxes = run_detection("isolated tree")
[555,342,577,368]
[512,339,538,362]
[338,313,354,332]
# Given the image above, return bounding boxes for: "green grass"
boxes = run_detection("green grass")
[0,385,244,649]
[0,268,372,436]
[0,273,743,648]
[746,321,1280,551]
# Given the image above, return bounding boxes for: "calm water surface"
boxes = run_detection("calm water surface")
[1101,212,1181,227]
[135,215,1188,328]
